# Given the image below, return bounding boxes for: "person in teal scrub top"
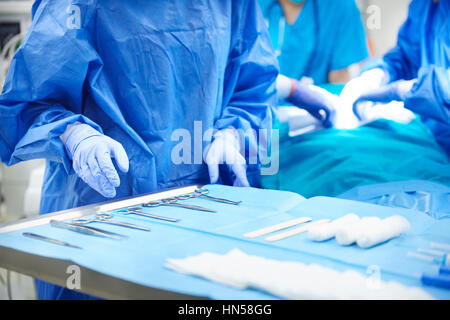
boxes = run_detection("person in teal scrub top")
[260,0,369,84]
[259,0,369,126]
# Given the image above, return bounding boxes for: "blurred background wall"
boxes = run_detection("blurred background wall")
[357,0,410,57]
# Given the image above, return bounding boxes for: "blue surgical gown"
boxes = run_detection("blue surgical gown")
[371,0,450,156]
[258,0,369,85]
[0,0,278,299]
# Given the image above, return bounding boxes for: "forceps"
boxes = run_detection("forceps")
[193,188,241,205]
[142,197,216,213]
[50,220,127,240]
[23,232,82,249]
[72,213,151,231]
[175,188,241,205]
[113,207,180,222]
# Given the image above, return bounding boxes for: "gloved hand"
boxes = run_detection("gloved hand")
[61,123,129,198]
[285,81,336,128]
[204,129,250,187]
[352,79,417,120]
[339,68,390,104]
[336,68,390,128]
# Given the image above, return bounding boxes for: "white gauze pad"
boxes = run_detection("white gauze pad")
[308,213,360,242]
[335,217,381,246]
[356,215,410,248]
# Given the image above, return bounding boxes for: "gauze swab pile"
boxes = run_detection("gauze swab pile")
[166,249,434,300]
[307,213,360,242]
[244,212,411,248]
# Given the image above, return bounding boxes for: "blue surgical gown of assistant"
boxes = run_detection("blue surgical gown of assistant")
[371,0,450,156]
[0,0,279,299]
[258,0,369,85]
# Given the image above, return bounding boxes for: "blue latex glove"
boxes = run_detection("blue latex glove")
[353,79,417,120]
[62,123,129,198]
[204,129,250,187]
[286,82,336,128]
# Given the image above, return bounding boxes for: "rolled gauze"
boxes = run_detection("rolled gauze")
[308,213,360,241]
[356,215,410,249]
[335,217,381,246]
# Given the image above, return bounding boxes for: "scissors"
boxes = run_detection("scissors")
[72,212,151,231]
[142,197,216,213]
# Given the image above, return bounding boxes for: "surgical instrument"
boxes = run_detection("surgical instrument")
[193,188,241,205]
[408,252,450,289]
[72,213,151,231]
[420,272,450,290]
[23,232,82,249]
[407,251,450,267]
[113,207,179,222]
[244,217,312,238]
[420,266,450,289]
[50,220,127,240]
[307,213,360,242]
[265,219,331,242]
[418,248,449,262]
[143,197,216,213]
[440,266,450,275]
[430,242,450,252]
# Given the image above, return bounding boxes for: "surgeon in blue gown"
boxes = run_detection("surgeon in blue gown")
[344,0,450,156]
[0,0,279,299]
[258,0,369,127]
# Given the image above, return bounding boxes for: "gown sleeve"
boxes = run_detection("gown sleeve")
[381,0,449,124]
[0,0,103,172]
[373,0,423,81]
[404,66,450,124]
[215,0,279,161]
